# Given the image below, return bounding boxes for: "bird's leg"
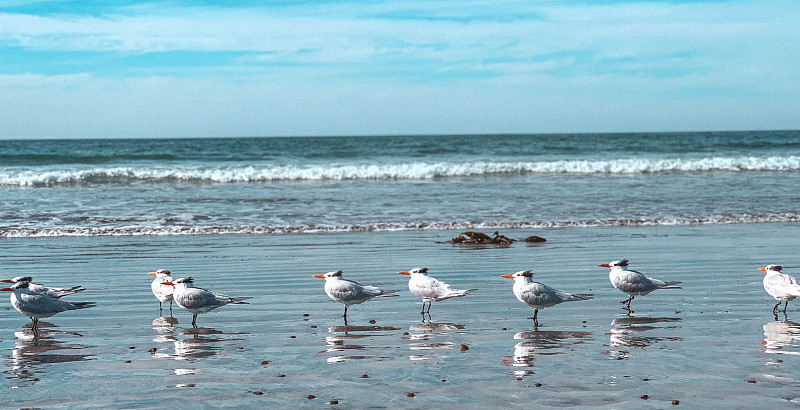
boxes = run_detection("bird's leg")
[420,301,427,315]
[533,309,540,328]
[30,317,38,329]
[169,300,173,314]
[774,302,781,314]
[783,300,789,313]
[425,301,432,314]
[191,314,198,327]
[159,301,163,314]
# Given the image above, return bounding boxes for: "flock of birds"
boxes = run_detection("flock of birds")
[4,261,800,330]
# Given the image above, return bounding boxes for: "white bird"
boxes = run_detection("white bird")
[598,259,682,310]
[0,276,85,299]
[148,269,174,313]
[161,277,251,327]
[1,281,96,328]
[501,270,592,327]
[760,265,800,314]
[313,270,394,321]
[398,267,476,315]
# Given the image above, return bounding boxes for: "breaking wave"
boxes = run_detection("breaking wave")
[3,213,799,237]
[2,155,800,186]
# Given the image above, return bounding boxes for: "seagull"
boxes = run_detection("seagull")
[1,281,96,328]
[160,277,251,327]
[148,269,175,313]
[760,265,800,314]
[501,270,592,327]
[313,270,394,321]
[0,276,85,299]
[398,268,476,315]
[598,259,682,310]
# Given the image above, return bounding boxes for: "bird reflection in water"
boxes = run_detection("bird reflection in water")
[605,316,682,360]
[5,322,93,386]
[503,329,592,377]
[322,324,400,363]
[761,319,800,355]
[405,322,466,361]
[148,320,248,364]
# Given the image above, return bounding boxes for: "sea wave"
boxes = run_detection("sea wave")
[2,156,800,186]
[3,214,799,237]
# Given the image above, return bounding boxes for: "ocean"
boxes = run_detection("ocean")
[3,131,800,407]
[2,130,800,238]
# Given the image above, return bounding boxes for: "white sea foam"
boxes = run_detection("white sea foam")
[2,156,800,186]
[3,214,799,237]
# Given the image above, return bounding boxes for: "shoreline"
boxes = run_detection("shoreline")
[3,223,800,407]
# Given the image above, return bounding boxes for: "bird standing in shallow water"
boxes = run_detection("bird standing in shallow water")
[398,268,476,318]
[501,270,592,327]
[313,270,394,324]
[161,277,251,327]
[598,259,682,312]
[148,269,175,314]
[1,281,96,329]
[760,265,800,315]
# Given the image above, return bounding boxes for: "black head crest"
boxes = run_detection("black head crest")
[619,259,629,267]
[333,270,343,277]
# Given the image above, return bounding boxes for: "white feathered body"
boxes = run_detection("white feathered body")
[151,272,175,303]
[172,281,250,314]
[9,285,95,319]
[323,276,384,306]
[609,266,681,296]
[764,270,800,302]
[511,276,592,310]
[408,273,472,302]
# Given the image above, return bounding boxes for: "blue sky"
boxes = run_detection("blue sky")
[0,0,798,138]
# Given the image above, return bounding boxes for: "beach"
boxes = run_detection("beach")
[3,223,800,408]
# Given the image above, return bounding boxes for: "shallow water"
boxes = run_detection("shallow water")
[2,223,800,407]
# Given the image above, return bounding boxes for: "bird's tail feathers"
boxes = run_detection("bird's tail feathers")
[571,293,594,301]
[376,292,400,298]
[68,301,97,310]
[230,296,252,304]
[660,280,682,289]
[451,288,479,298]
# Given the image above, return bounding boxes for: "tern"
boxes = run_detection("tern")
[148,269,175,313]
[0,276,85,299]
[1,281,96,328]
[501,270,592,327]
[161,277,251,327]
[760,265,800,314]
[598,259,681,310]
[398,268,476,315]
[313,270,395,321]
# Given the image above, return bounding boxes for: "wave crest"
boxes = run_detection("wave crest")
[2,156,800,186]
[3,214,799,237]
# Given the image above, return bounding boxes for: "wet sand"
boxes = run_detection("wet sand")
[2,223,800,408]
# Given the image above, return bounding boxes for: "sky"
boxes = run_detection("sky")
[0,0,798,139]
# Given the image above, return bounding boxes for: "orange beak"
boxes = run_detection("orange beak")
[758,267,767,271]
[161,281,175,286]
[312,274,326,278]
[500,274,514,278]
[598,263,611,268]
[0,279,13,283]
[0,287,12,292]
[398,271,411,275]
[147,272,158,276]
